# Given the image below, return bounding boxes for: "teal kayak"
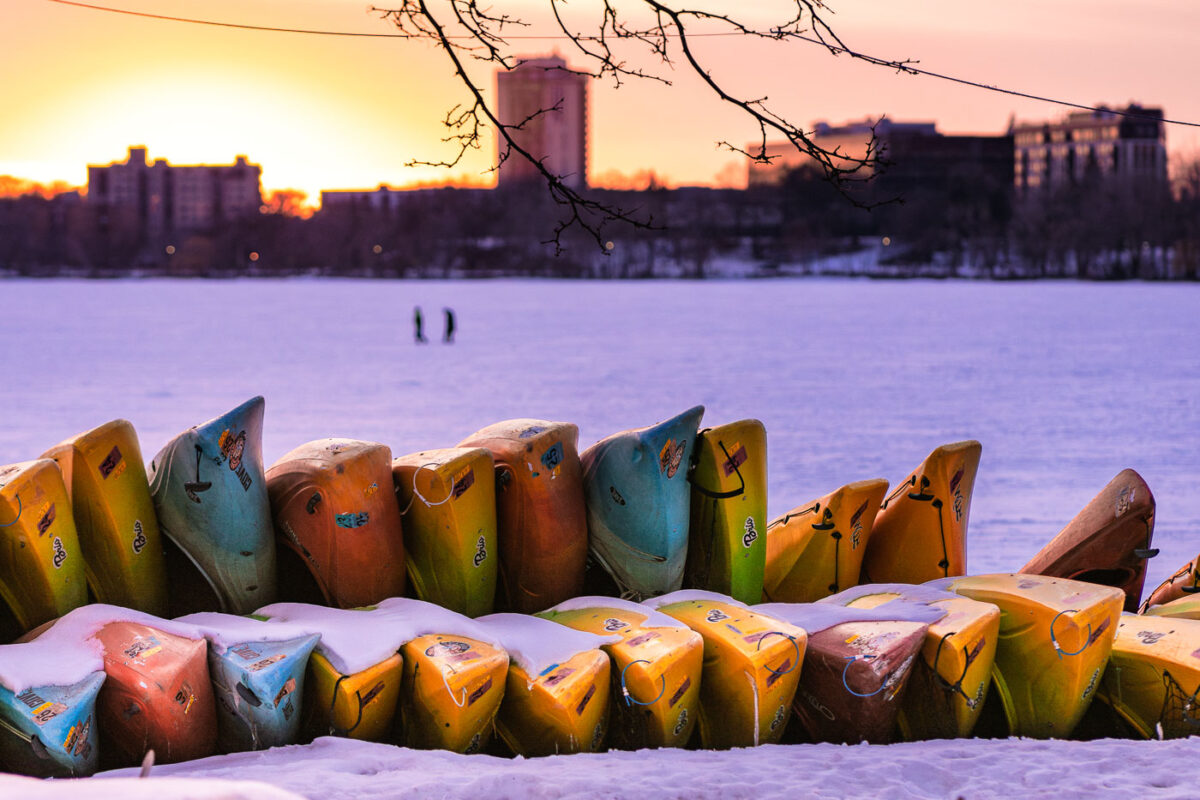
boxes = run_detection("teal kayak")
[580,406,704,599]
[0,669,104,777]
[149,397,276,615]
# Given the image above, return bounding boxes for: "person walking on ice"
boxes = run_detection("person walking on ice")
[413,306,427,344]
[443,307,456,344]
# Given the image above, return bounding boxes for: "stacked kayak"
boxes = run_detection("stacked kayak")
[392,447,497,617]
[826,583,1001,740]
[581,407,705,600]
[1098,613,1200,739]
[760,599,939,744]
[459,420,588,613]
[684,420,768,605]
[42,419,169,615]
[0,459,87,638]
[1021,469,1157,612]
[647,590,806,748]
[176,613,321,752]
[1141,552,1200,611]
[862,441,982,585]
[478,613,615,756]
[149,397,275,615]
[762,479,889,603]
[267,438,405,608]
[539,596,703,749]
[931,574,1123,738]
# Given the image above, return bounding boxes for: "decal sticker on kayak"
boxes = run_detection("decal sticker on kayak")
[52,536,67,568]
[541,442,564,473]
[722,442,748,476]
[360,682,386,708]
[1082,667,1100,700]
[850,500,868,549]
[544,668,576,688]
[627,632,660,648]
[99,445,124,479]
[131,519,147,554]
[364,482,379,498]
[124,636,162,660]
[248,654,287,672]
[669,677,691,708]
[274,678,297,707]
[1138,630,1167,645]
[467,676,493,706]
[335,512,369,528]
[453,466,475,499]
[1088,616,1113,646]
[591,721,605,750]
[231,644,261,660]
[799,686,835,721]
[16,690,67,725]
[766,659,791,688]
[705,608,730,623]
[37,502,56,536]
[519,426,546,439]
[218,429,253,491]
[473,535,487,567]
[425,641,471,658]
[609,486,626,506]
[743,517,758,548]
[659,439,686,479]
[464,732,482,754]
[672,707,689,736]
[603,618,629,633]
[576,684,597,715]
[1116,485,1136,517]
[770,704,787,731]
[175,687,197,714]
[950,467,966,522]
[63,715,93,760]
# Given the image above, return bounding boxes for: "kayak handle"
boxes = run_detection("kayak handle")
[620,659,666,707]
[842,654,886,698]
[1049,609,1091,659]
[1134,548,1159,559]
[0,493,21,527]
[756,631,800,676]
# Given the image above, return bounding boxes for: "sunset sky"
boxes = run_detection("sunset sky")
[4,0,1200,201]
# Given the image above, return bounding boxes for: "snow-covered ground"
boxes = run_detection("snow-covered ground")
[2,277,1199,798]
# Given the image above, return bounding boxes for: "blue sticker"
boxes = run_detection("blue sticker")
[541,442,564,471]
[335,512,369,528]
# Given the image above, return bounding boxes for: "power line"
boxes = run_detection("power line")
[45,0,1200,128]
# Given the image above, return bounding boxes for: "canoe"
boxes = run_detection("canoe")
[267,439,406,609]
[762,479,889,604]
[759,601,936,744]
[93,619,217,766]
[539,596,703,749]
[0,668,104,777]
[0,459,87,638]
[1020,469,1157,612]
[647,590,807,748]
[458,419,588,613]
[477,612,613,756]
[860,441,982,585]
[684,420,768,605]
[580,406,705,600]
[1140,553,1200,612]
[1098,613,1200,739]
[176,613,322,752]
[148,397,275,615]
[931,573,1123,738]
[392,447,497,617]
[42,419,169,615]
[827,583,1000,740]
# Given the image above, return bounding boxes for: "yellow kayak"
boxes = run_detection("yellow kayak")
[762,479,889,604]
[478,613,613,756]
[861,441,982,585]
[684,420,768,605]
[0,460,88,637]
[392,447,497,618]
[42,419,169,615]
[933,573,1122,738]
[1141,552,1200,611]
[1143,593,1200,620]
[399,634,509,753]
[832,583,1000,739]
[305,650,404,742]
[539,597,703,749]
[648,590,806,748]
[1099,613,1200,739]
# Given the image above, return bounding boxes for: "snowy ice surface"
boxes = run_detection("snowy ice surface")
[757,599,947,634]
[643,589,748,610]
[544,595,689,630]
[475,613,618,677]
[174,613,325,655]
[821,582,968,607]
[0,604,205,693]
[2,278,1199,797]
[1,774,304,799]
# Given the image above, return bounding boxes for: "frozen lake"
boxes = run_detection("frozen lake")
[3,278,1197,587]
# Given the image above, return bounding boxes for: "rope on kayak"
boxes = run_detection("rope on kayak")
[756,631,800,676]
[686,440,746,499]
[881,475,916,510]
[620,659,665,706]
[0,492,21,527]
[842,654,886,698]
[808,506,840,593]
[326,674,366,737]
[400,462,453,515]
[768,502,820,529]
[929,630,986,707]
[1049,609,1091,659]
[183,444,212,503]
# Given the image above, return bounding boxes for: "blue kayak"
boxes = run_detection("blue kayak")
[580,406,704,599]
[206,635,318,750]
[149,397,276,615]
[0,670,105,777]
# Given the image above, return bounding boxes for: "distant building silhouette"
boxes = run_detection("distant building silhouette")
[86,146,262,233]
[496,55,588,190]
[1011,104,1166,191]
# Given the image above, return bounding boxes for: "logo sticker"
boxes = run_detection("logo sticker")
[626,632,661,648]
[132,519,147,554]
[1137,630,1166,646]
[518,426,546,439]
[544,668,576,688]
[425,640,471,658]
[467,676,493,706]
[722,443,748,476]
[603,618,629,632]
[659,439,686,479]
[742,517,758,548]
[669,677,691,708]
[124,636,162,660]
[705,608,729,623]
[248,654,287,672]
[335,512,369,528]
[769,704,787,731]
[219,429,253,491]
[609,486,626,506]
[576,684,597,715]
[541,442,564,472]
[231,644,261,661]
[672,707,689,736]
[63,715,92,760]
[473,535,487,567]
[99,445,123,479]
[37,503,56,536]
[52,537,67,568]
[453,466,475,499]
[274,678,297,707]
[1116,486,1136,517]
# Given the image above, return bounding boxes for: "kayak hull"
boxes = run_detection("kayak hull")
[398,634,508,753]
[0,671,105,777]
[495,650,611,757]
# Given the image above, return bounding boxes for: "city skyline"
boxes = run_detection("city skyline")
[4,0,1200,200]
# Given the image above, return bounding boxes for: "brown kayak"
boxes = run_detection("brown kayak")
[267,439,406,608]
[94,620,217,767]
[458,420,587,613]
[759,603,931,744]
[1021,469,1156,612]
